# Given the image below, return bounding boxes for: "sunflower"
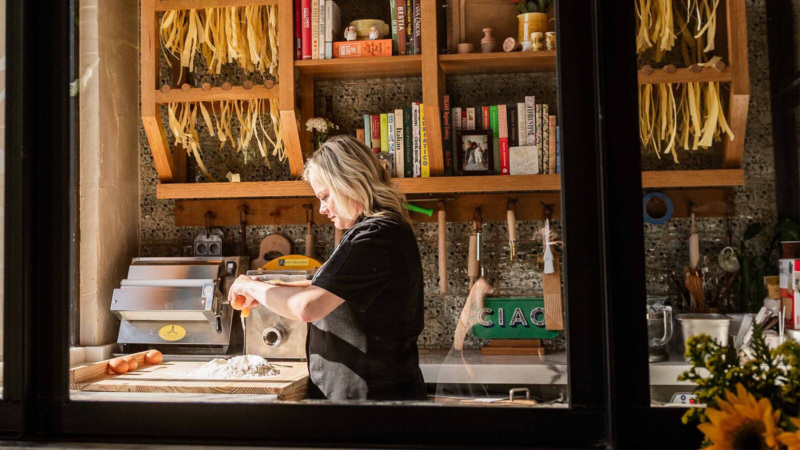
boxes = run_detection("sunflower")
[779,418,800,450]
[697,384,782,449]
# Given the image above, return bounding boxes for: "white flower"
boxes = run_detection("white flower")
[305,117,329,133]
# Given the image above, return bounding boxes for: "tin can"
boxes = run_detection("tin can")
[545,32,556,50]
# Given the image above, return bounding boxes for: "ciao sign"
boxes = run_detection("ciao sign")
[472,298,559,339]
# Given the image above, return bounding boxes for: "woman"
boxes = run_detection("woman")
[228,135,427,401]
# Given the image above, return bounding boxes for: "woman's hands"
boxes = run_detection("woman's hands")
[227,275,269,317]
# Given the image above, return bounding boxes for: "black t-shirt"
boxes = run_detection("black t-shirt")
[308,215,426,401]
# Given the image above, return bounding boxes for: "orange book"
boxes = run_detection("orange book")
[333,39,393,58]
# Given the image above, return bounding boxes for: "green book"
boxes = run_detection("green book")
[403,107,413,177]
[380,113,389,153]
[490,105,500,174]
[389,0,398,55]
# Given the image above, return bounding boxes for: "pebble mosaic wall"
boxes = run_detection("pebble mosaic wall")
[140,0,779,350]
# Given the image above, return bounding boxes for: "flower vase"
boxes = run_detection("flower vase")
[517,13,549,46]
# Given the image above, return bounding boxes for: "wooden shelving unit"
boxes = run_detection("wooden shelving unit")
[143,0,750,221]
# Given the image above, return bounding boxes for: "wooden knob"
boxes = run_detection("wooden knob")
[243,80,254,90]
[264,80,275,89]
[222,82,233,91]
[503,37,521,52]
[689,64,702,73]
[160,84,171,94]
[713,60,726,72]
[641,65,654,75]
[201,82,212,91]
[181,83,191,92]
[663,64,677,74]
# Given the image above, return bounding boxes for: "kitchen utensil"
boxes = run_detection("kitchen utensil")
[677,313,731,348]
[303,205,315,258]
[507,200,517,261]
[251,232,293,270]
[194,229,224,257]
[468,210,482,289]
[646,296,673,362]
[438,202,447,294]
[685,212,706,310]
[689,212,700,269]
[454,278,492,351]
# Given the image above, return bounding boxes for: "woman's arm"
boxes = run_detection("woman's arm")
[228,275,344,322]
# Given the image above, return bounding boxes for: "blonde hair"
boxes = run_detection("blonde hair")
[302,135,412,227]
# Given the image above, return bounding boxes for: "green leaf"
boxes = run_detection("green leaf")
[743,222,765,241]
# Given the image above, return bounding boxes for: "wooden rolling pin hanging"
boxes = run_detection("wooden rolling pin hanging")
[468,208,483,289]
[303,204,315,258]
[507,199,517,261]
[438,202,447,294]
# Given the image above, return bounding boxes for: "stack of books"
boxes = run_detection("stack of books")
[358,103,429,178]
[443,94,560,176]
[296,0,422,60]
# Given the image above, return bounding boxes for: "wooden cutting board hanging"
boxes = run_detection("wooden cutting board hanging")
[251,233,293,270]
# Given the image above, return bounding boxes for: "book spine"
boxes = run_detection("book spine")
[517,102,526,146]
[548,115,557,174]
[524,96,536,145]
[474,105,483,131]
[364,114,371,149]
[420,103,429,177]
[489,105,500,174]
[508,104,518,148]
[452,106,462,174]
[371,115,382,154]
[388,113,396,175]
[396,0,407,55]
[542,104,549,174]
[498,104,510,175]
[295,0,302,60]
[461,109,467,131]
[482,106,490,131]
[412,0,421,55]
[412,102,421,177]
[535,104,543,173]
[356,128,366,145]
[380,113,389,154]
[318,0,325,59]
[394,109,405,178]
[466,108,475,130]
[390,0,399,55]
[556,125,561,174]
[311,0,319,60]
[403,107,413,177]
[333,40,393,58]
[405,0,414,54]
[442,95,453,176]
[302,0,312,60]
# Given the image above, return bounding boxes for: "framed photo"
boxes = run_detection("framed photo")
[456,130,494,175]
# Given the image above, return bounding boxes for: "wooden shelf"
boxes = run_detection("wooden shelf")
[438,51,557,75]
[295,55,422,80]
[156,170,745,200]
[638,66,733,85]
[154,0,278,11]
[154,85,279,104]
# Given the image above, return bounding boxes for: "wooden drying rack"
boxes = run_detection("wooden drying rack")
[140,0,747,225]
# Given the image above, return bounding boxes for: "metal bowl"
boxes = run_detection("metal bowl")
[676,313,731,347]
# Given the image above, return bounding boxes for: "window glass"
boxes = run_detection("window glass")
[70,0,570,409]
[0,0,6,397]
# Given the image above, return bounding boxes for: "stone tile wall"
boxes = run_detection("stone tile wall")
[140,1,780,350]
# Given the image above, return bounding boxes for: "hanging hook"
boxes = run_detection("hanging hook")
[541,202,554,221]
[303,203,314,225]
[473,207,483,232]
[204,211,216,238]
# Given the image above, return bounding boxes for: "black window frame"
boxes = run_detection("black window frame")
[4,0,710,446]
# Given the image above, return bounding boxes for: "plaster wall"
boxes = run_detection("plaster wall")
[79,0,140,346]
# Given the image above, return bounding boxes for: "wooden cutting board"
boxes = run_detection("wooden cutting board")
[70,357,308,401]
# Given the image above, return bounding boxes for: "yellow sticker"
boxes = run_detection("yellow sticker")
[158,324,187,342]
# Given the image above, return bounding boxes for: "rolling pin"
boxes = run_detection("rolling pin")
[305,221,314,257]
[438,202,447,294]
[468,219,479,289]
[507,201,517,261]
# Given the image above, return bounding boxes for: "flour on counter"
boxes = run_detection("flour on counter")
[193,355,280,378]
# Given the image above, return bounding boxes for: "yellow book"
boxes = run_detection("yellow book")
[380,113,389,154]
[420,103,429,177]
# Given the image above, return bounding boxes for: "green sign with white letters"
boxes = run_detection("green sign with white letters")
[471,297,559,339]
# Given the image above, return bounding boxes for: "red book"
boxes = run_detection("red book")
[371,115,382,154]
[295,0,302,60]
[461,110,467,131]
[301,0,312,60]
[396,1,407,55]
[498,104,510,175]
[482,106,490,131]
